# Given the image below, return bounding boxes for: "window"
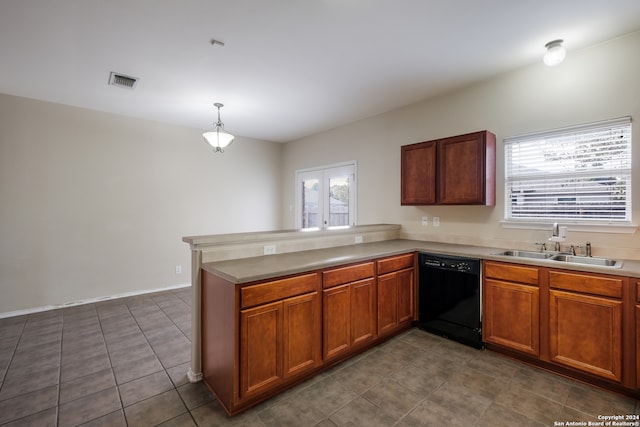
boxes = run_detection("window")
[505,117,632,223]
[296,163,356,230]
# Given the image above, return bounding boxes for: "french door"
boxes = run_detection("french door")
[296,163,356,230]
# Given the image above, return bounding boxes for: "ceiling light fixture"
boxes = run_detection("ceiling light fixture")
[543,39,566,66]
[203,103,234,153]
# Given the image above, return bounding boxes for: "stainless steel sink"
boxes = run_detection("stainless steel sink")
[494,250,554,260]
[550,254,622,268]
[494,250,623,268]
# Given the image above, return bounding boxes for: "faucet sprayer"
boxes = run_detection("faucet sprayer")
[549,222,565,251]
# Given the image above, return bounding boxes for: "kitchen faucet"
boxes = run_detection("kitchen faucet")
[569,242,592,257]
[534,242,547,252]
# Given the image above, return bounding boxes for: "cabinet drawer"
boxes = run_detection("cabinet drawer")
[377,253,414,275]
[549,270,622,298]
[484,261,539,286]
[323,262,375,289]
[241,273,320,309]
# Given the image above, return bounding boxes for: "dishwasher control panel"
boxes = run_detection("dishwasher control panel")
[420,253,480,274]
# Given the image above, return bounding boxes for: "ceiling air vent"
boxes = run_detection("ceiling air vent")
[108,72,138,89]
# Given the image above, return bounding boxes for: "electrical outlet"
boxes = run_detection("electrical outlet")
[355,235,363,244]
[263,245,276,255]
[421,216,428,226]
[175,265,182,274]
[433,217,440,227]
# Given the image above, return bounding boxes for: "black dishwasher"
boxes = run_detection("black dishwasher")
[418,252,483,349]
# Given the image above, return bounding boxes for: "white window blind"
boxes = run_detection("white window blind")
[505,117,632,223]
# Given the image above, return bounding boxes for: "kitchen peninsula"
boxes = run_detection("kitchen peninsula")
[184,224,640,415]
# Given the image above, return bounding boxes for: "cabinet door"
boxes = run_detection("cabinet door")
[401,140,436,205]
[549,289,622,382]
[397,268,414,325]
[484,279,540,356]
[350,278,376,347]
[240,301,283,398]
[323,283,351,360]
[378,268,415,336]
[437,131,495,205]
[378,272,399,336]
[283,292,321,379]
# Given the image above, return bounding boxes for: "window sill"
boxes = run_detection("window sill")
[500,220,638,234]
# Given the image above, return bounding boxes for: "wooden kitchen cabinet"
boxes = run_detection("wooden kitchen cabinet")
[401,130,495,206]
[483,261,540,356]
[548,270,623,383]
[202,270,322,414]
[240,292,322,398]
[484,261,638,398]
[635,281,639,388]
[199,250,421,415]
[377,253,415,336]
[322,262,376,361]
[239,275,322,398]
[401,140,436,204]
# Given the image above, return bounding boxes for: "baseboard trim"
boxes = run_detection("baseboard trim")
[0,283,191,319]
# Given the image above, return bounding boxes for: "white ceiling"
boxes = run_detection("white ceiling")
[1,1,640,143]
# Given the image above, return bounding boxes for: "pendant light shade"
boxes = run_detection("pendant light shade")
[203,103,234,152]
[543,39,566,66]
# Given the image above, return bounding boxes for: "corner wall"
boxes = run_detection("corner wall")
[281,31,640,260]
[0,94,283,315]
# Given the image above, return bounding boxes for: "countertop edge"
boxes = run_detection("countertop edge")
[201,239,640,284]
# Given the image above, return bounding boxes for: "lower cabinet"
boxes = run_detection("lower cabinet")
[240,291,321,398]
[202,270,323,415]
[376,253,415,337]
[240,300,282,398]
[549,288,622,382]
[202,252,419,415]
[483,261,638,395]
[548,270,624,383]
[483,262,540,357]
[378,268,414,336]
[322,262,376,361]
[484,279,540,356]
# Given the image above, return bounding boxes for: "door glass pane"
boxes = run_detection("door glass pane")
[328,175,349,227]
[302,178,319,229]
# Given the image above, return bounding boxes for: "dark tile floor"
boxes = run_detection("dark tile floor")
[0,287,637,426]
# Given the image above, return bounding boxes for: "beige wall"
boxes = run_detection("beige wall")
[0,94,282,314]
[3,31,640,315]
[281,31,640,260]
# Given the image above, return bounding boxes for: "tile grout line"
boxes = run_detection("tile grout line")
[94,304,125,426]
[156,290,202,425]
[153,293,192,343]
[159,290,201,425]
[124,295,193,424]
[56,309,67,427]
[0,317,26,398]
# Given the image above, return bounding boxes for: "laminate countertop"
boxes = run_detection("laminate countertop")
[202,239,640,284]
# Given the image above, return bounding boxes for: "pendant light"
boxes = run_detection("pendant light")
[203,103,235,152]
[543,39,566,66]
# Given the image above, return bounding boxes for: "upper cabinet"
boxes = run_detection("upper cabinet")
[401,130,496,206]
